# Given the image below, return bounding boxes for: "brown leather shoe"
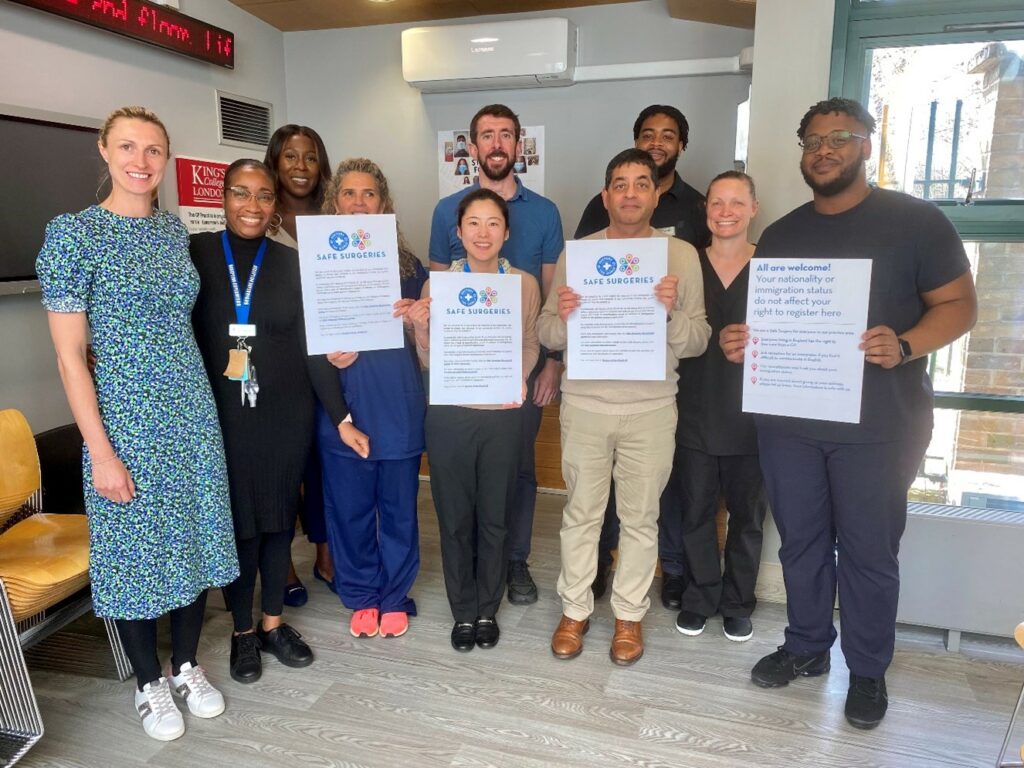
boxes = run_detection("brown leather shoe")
[551,615,590,659]
[610,619,644,666]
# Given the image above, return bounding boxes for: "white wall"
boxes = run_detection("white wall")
[747,0,836,239]
[0,0,287,431]
[284,0,753,257]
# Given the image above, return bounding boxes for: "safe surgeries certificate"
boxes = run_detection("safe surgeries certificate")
[566,238,668,380]
[428,272,522,406]
[296,214,405,355]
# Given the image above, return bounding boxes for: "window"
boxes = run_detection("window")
[833,0,1024,513]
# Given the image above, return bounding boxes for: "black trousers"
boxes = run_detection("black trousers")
[671,447,768,618]
[426,405,522,623]
[757,427,930,678]
[116,590,208,690]
[224,528,292,633]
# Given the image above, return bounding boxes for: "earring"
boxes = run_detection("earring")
[268,212,283,234]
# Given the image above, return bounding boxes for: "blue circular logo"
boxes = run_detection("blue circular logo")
[328,231,350,251]
[458,287,478,307]
[596,255,617,276]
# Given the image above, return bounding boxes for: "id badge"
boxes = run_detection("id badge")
[224,348,249,381]
[229,323,256,338]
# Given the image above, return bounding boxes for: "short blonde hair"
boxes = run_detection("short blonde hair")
[99,106,170,151]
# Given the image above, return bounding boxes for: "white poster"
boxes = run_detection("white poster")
[565,238,668,381]
[296,214,405,355]
[742,258,872,423]
[428,272,523,405]
[437,126,545,198]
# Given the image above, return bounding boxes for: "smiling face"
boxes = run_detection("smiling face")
[333,171,383,215]
[469,115,520,182]
[276,133,320,200]
[98,117,168,200]
[799,112,871,197]
[457,198,508,264]
[635,113,682,180]
[601,162,659,230]
[224,167,276,239]
[706,178,758,243]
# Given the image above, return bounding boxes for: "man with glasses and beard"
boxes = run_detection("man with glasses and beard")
[576,105,710,611]
[429,103,564,607]
[720,97,976,730]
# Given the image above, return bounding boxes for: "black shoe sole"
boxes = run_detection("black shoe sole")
[230,667,262,684]
[661,597,682,610]
[751,662,830,688]
[507,590,538,605]
[451,641,474,652]
[476,637,499,649]
[263,652,314,668]
[845,714,883,730]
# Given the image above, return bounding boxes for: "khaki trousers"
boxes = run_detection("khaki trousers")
[557,401,677,621]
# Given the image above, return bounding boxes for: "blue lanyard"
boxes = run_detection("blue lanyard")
[221,230,268,326]
[463,261,505,274]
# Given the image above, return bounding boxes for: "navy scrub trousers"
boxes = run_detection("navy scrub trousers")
[756,426,931,679]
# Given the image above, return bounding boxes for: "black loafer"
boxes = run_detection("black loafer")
[451,621,476,652]
[257,623,314,668]
[474,617,500,649]
[230,631,262,684]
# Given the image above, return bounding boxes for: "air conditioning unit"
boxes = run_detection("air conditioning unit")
[402,18,577,93]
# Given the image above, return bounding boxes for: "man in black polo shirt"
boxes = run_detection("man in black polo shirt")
[575,104,709,608]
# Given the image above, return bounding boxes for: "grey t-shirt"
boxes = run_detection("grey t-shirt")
[753,187,970,443]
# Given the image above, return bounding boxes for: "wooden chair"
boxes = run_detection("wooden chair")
[0,409,131,768]
[997,622,1024,768]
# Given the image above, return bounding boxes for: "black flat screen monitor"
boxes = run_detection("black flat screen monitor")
[0,113,105,282]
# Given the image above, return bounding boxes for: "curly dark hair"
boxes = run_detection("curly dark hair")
[797,98,876,139]
[632,105,690,150]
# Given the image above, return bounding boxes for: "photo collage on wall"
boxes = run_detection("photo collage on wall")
[437,126,545,199]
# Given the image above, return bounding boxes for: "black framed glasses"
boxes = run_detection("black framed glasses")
[226,186,276,206]
[799,130,868,153]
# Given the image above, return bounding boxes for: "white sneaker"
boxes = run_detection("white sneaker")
[169,662,226,718]
[134,677,185,741]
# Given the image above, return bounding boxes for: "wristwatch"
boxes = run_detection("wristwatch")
[897,337,913,365]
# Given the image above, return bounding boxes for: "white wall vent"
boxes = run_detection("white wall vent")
[216,91,273,151]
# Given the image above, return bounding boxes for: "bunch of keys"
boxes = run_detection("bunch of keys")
[223,339,259,408]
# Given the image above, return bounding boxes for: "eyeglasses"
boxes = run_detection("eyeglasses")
[798,130,868,153]
[226,186,276,206]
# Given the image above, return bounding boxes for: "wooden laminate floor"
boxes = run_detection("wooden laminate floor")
[18,485,1024,768]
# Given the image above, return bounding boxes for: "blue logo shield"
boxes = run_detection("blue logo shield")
[458,287,478,307]
[596,255,617,276]
[328,231,350,251]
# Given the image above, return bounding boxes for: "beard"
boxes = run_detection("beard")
[656,151,679,181]
[801,154,864,197]
[479,151,513,182]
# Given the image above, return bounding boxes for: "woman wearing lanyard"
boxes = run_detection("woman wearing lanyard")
[190,159,345,683]
[37,106,237,741]
[671,171,769,642]
[408,188,540,652]
[263,124,335,603]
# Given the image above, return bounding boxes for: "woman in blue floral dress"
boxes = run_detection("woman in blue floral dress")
[36,106,238,743]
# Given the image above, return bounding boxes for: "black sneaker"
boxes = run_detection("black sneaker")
[845,674,888,729]
[591,558,612,600]
[661,574,684,610]
[451,621,475,652]
[723,616,754,642]
[257,623,314,668]
[507,560,538,605]
[675,610,707,636]
[751,646,830,688]
[230,631,262,684]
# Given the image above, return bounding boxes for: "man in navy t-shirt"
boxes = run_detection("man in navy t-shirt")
[721,97,976,729]
[429,104,564,606]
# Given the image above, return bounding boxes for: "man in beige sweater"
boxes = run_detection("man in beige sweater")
[538,148,710,665]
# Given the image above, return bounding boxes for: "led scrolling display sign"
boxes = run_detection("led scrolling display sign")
[9,0,235,68]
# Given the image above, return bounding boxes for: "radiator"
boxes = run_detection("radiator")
[897,503,1024,652]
